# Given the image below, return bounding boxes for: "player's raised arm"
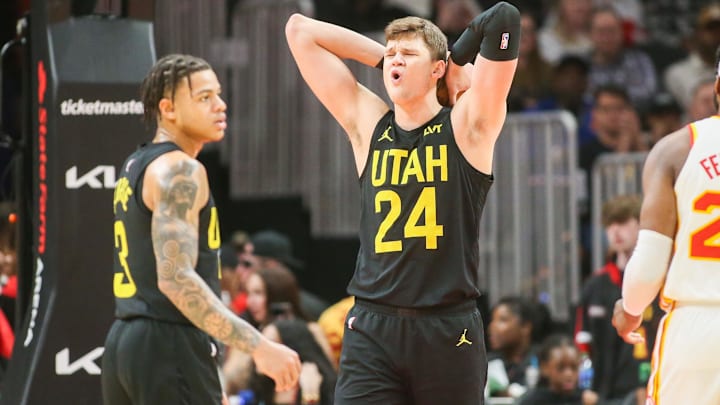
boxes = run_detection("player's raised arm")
[446,2,520,173]
[285,14,389,156]
[145,153,301,391]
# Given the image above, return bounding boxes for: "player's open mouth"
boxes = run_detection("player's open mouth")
[390,69,402,84]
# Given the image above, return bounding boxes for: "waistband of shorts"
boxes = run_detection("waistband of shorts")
[354,298,477,317]
[116,315,193,327]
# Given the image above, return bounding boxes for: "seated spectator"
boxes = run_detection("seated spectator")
[251,230,329,321]
[224,264,336,405]
[533,55,593,146]
[686,77,718,123]
[586,6,657,107]
[487,296,539,400]
[642,92,683,148]
[431,0,481,45]
[538,0,593,64]
[517,334,598,405]
[593,0,644,45]
[574,196,660,405]
[220,241,241,308]
[0,203,16,381]
[578,85,647,278]
[317,295,355,368]
[664,3,720,109]
[226,230,258,315]
[508,11,553,111]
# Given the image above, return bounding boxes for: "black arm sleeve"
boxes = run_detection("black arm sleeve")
[449,1,521,65]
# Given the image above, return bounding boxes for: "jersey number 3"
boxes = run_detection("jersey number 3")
[375,187,444,253]
[113,220,137,298]
[113,207,222,298]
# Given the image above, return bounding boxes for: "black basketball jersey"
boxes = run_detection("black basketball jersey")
[348,108,493,307]
[111,142,221,323]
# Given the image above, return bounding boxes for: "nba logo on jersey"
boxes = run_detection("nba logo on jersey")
[500,33,509,50]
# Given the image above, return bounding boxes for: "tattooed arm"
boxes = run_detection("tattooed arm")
[143,152,301,390]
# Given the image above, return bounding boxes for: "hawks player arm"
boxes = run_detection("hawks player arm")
[145,153,262,353]
[621,130,686,316]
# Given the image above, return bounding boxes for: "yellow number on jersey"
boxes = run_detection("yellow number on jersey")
[404,187,443,249]
[113,220,137,298]
[208,207,221,249]
[374,187,443,253]
[375,190,403,253]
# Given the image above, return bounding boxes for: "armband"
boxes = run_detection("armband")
[450,1,520,65]
[622,229,673,316]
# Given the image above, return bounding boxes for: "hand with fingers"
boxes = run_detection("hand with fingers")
[443,54,473,106]
[611,299,645,345]
[252,337,302,391]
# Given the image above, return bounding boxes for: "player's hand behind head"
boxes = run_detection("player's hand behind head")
[443,55,473,106]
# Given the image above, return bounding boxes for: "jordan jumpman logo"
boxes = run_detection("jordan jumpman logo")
[456,329,473,347]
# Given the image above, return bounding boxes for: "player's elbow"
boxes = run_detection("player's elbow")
[157,277,177,299]
[285,13,310,45]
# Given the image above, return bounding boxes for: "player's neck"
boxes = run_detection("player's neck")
[393,96,442,131]
[153,126,204,158]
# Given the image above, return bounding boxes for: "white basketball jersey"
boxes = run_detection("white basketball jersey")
[665,115,720,303]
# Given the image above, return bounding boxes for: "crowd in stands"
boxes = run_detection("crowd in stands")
[0,1,717,404]
[215,2,718,404]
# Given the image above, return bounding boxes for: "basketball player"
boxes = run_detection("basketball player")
[101,54,301,405]
[613,46,720,404]
[286,3,520,403]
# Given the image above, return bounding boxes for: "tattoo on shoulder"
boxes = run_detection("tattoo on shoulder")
[160,160,200,219]
[151,159,261,352]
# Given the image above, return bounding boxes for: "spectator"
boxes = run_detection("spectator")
[517,334,598,405]
[586,6,657,107]
[534,55,594,146]
[316,296,355,368]
[0,203,16,381]
[686,77,718,123]
[538,0,593,64]
[578,85,646,277]
[487,296,539,400]
[432,0,481,45]
[593,0,644,45]
[508,11,553,111]
[228,264,337,405]
[574,195,660,405]
[664,3,720,108]
[220,241,241,308]
[579,85,646,189]
[229,230,258,314]
[642,92,683,149]
[251,230,329,321]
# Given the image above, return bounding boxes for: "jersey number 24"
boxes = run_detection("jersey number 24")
[375,187,444,253]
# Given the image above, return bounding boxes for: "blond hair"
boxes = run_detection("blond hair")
[384,17,448,61]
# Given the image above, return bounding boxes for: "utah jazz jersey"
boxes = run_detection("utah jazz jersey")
[348,108,493,307]
[112,142,222,323]
[664,116,720,304]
